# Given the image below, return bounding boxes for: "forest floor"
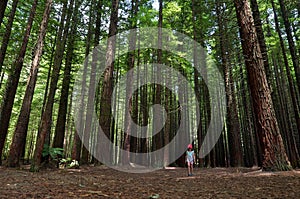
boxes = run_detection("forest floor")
[0,165,299,198]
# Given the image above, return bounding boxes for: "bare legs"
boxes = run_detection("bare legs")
[187,162,193,176]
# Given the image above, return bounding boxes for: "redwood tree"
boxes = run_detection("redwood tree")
[123,0,138,164]
[234,0,291,171]
[52,0,81,150]
[270,0,300,167]
[153,0,163,166]
[98,0,119,164]
[7,0,53,167]
[30,0,74,171]
[72,0,94,162]
[216,0,243,167]
[0,0,38,165]
[81,0,103,165]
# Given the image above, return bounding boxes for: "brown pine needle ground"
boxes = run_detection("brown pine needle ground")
[0,166,299,198]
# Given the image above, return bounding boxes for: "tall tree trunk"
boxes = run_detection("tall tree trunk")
[0,0,38,165]
[216,0,243,167]
[228,63,243,167]
[278,0,300,94]
[123,0,138,165]
[52,0,80,149]
[239,63,258,166]
[7,0,53,167]
[192,0,204,168]
[163,80,171,167]
[140,49,149,164]
[64,89,74,157]
[0,0,19,89]
[250,0,271,85]
[72,0,94,162]
[234,0,291,171]
[271,0,300,150]
[0,0,8,27]
[130,87,139,163]
[81,0,102,165]
[35,31,56,161]
[153,0,163,166]
[39,0,68,118]
[30,0,74,171]
[98,0,119,164]
[80,55,97,164]
[273,51,300,168]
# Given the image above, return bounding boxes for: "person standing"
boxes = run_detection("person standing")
[186,144,196,176]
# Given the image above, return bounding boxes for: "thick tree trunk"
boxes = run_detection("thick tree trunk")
[53,0,80,149]
[7,0,53,167]
[234,0,291,171]
[98,0,119,164]
[30,0,74,171]
[228,65,243,167]
[0,0,38,165]
[216,0,243,167]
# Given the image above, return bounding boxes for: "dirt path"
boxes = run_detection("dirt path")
[0,166,299,198]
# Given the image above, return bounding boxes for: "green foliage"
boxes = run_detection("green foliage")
[42,144,64,160]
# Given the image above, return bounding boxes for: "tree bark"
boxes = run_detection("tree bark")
[30,0,74,171]
[192,0,204,168]
[234,0,291,171]
[7,0,53,167]
[250,0,271,85]
[72,0,94,163]
[81,0,103,165]
[216,0,243,167]
[123,0,138,165]
[52,0,80,149]
[98,0,119,164]
[272,51,300,168]
[139,49,149,164]
[152,0,163,166]
[0,0,38,166]
[271,0,300,153]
